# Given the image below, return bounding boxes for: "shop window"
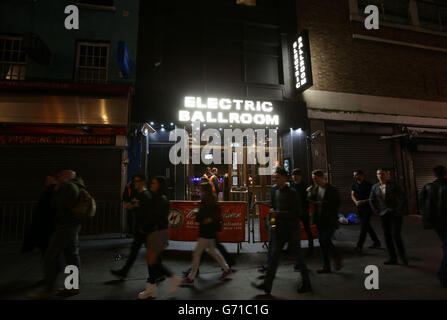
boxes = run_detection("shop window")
[75,42,109,83]
[358,0,410,24]
[0,35,26,80]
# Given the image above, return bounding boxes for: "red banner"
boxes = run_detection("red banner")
[168,201,246,243]
[258,202,318,242]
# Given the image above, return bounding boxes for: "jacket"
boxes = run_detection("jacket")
[308,183,340,231]
[51,178,83,227]
[196,203,221,239]
[369,181,407,217]
[421,178,447,231]
[272,185,303,225]
[135,190,159,234]
[290,181,309,214]
[151,193,169,231]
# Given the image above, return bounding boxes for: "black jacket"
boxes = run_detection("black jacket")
[421,178,447,231]
[271,184,303,226]
[152,193,169,231]
[308,183,340,231]
[369,181,407,217]
[290,181,309,214]
[134,190,159,234]
[196,203,221,239]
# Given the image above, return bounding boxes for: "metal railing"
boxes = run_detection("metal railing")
[0,201,123,242]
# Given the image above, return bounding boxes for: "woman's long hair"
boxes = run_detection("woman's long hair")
[153,176,168,198]
[200,182,217,207]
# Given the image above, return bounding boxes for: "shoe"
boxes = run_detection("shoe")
[334,258,343,271]
[180,277,195,287]
[168,276,182,294]
[28,291,51,300]
[219,269,232,281]
[383,259,398,265]
[251,281,271,294]
[293,264,301,272]
[56,288,80,297]
[316,266,332,274]
[110,269,127,280]
[369,243,381,249]
[297,278,312,293]
[257,265,267,273]
[138,283,157,300]
[182,268,199,278]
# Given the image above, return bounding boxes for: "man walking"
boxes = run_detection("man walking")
[351,169,381,253]
[252,167,311,294]
[291,168,314,257]
[420,165,447,287]
[369,168,408,265]
[30,170,84,299]
[111,174,152,279]
[308,169,342,273]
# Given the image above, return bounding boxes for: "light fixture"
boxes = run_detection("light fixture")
[150,121,154,125]
[296,128,303,134]
[170,122,174,126]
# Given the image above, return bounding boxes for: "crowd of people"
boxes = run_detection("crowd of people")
[22,163,447,300]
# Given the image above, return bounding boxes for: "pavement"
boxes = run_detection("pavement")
[0,215,446,300]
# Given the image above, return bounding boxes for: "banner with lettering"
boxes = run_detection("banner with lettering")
[258,202,318,242]
[168,201,246,243]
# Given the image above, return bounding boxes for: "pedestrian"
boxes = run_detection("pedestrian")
[210,167,220,198]
[369,168,408,265]
[181,182,232,286]
[123,176,138,237]
[138,176,181,299]
[308,169,343,274]
[252,167,311,294]
[22,174,57,257]
[110,174,150,279]
[420,165,447,287]
[291,168,314,258]
[351,169,381,253]
[29,170,84,299]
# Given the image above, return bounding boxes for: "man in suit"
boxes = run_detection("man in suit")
[308,169,342,273]
[369,168,408,265]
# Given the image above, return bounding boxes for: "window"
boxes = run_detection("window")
[75,42,109,83]
[0,35,26,80]
[417,1,447,31]
[358,0,411,24]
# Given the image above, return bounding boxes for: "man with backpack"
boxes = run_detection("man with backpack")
[30,170,92,300]
[420,165,447,288]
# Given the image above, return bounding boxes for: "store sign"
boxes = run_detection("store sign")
[0,134,115,146]
[178,96,279,126]
[293,30,313,92]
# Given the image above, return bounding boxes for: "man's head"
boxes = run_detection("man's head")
[291,168,302,184]
[45,174,58,187]
[376,168,387,184]
[57,170,76,184]
[353,169,365,183]
[275,167,289,188]
[433,165,447,179]
[133,174,147,192]
[205,167,211,174]
[212,167,218,175]
[311,169,326,186]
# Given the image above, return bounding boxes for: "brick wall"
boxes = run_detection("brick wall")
[296,0,447,102]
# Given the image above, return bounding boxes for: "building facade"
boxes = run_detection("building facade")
[0,0,140,240]
[296,0,447,214]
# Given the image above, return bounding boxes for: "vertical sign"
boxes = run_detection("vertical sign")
[292,30,313,92]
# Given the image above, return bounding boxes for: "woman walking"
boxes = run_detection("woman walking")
[138,176,181,299]
[181,182,231,286]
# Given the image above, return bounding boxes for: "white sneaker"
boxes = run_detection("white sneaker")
[138,283,157,300]
[168,276,182,295]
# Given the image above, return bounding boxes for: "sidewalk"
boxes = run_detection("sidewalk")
[0,215,445,300]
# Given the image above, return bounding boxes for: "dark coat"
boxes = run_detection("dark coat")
[421,178,447,231]
[369,181,407,217]
[196,202,222,239]
[308,183,340,231]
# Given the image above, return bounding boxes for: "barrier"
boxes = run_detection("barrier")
[257,202,318,243]
[168,201,246,243]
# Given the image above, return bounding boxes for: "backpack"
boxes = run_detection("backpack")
[72,184,96,219]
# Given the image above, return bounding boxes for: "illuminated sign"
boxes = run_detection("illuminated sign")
[293,30,313,92]
[0,135,115,146]
[178,96,279,126]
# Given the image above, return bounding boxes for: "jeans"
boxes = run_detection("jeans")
[121,232,146,274]
[380,213,406,261]
[318,228,340,268]
[189,238,229,279]
[357,206,381,249]
[436,230,447,286]
[264,222,309,292]
[43,224,81,292]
